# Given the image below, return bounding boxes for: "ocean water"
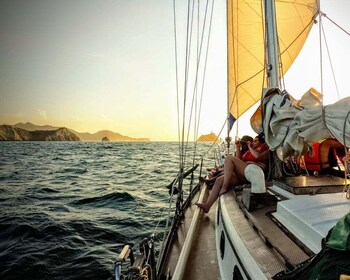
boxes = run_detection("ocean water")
[0,141,213,280]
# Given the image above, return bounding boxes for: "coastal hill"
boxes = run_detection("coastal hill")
[0,125,80,141]
[69,129,149,142]
[197,132,219,142]
[7,122,150,142]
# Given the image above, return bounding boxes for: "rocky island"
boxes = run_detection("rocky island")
[197,132,220,142]
[0,125,80,141]
[0,122,150,142]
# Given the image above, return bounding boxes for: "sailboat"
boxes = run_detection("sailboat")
[115,0,350,279]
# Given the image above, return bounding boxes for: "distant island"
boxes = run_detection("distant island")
[0,122,150,142]
[0,125,80,141]
[197,132,219,142]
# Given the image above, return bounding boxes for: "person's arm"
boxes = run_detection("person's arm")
[247,143,269,161]
[235,140,242,159]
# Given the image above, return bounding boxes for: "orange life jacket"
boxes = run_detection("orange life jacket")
[303,142,338,171]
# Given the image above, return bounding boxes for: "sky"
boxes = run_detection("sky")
[1,0,350,141]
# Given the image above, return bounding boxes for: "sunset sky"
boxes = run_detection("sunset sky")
[1,0,350,141]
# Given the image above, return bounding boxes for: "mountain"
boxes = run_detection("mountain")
[11,122,150,141]
[197,132,219,142]
[69,129,149,141]
[0,125,80,141]
[14,122,60,131]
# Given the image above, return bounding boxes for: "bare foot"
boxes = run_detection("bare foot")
[195,202,209,213]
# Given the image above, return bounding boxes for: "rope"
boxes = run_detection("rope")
[172,0,182,172]
[319,11,324,97]
[320,20,341,100]
[180,0,192,170]
[184,0,213,167]
[342,110,350,199]
[194,0,215,161]
[197,117,227,163]
[156,173,179,268]
[323,14,350,37]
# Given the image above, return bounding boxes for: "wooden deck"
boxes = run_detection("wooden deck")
[160,186,220,280]
[158,174,348,279]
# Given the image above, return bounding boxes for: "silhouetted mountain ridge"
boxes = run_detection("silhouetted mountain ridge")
[9,122,150,141]
[0,125,80,141]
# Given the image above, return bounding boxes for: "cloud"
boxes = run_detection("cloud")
[37,109,47,121]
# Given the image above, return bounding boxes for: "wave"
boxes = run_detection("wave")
[71,191,135,209]
[0,141,214,279]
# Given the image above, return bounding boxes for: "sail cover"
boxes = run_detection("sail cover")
[262,90,350,157]
[262,89,350,159]
[227,0,318,127]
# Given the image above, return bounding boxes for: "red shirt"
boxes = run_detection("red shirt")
[242,143,269,162]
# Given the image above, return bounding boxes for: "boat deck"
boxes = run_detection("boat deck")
[160,186,220,280]
[221,191,309,279]
[271,176,350,253]
[219,175,349,278]
[273,175,346,195]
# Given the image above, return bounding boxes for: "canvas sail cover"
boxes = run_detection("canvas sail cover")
[261,89,350,157]
[227,0,318,128]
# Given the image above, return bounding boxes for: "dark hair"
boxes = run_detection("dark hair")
[257,132,265,144]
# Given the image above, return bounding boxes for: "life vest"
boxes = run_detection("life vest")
[303,141,338,171]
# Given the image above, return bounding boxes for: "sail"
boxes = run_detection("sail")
[227,0,318,127]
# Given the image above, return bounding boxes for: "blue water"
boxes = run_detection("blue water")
[0,142,212,279]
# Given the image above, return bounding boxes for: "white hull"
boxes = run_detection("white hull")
[216,194,267,280]
[215,177,350,279]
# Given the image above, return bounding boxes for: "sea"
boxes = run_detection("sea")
[0,141,215,280]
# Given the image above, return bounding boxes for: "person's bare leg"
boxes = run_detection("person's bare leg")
[195,175,225,213]
[220,155,248,194]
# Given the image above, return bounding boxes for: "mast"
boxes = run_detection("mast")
[226,0,231,149]
[264,0,280,90]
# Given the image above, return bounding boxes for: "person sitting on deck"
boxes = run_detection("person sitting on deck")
[302,138,347,177]
[199,135,254,185]
[195,134,269,213]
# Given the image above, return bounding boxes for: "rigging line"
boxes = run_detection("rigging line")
[196,117,227,164]
[184,0,203,166]
[189,0,214,164]
[260,2,268,132]
[193,0,200,167]
[272,0,285,91]
[343,111,350,199]
[260,0,267,135]
[194,0,215,150]
[323,14,350,37]
[192,0,203,169]
[156,173,179,266]
[229,0,238,139]
[173,0,181,168]
[182,0,197,168]
[319,10,324,97]
[228,69,264,115]
[192,0,215,169]
[320,20,341,100]
[180,0,192,170]
[280,13,318,57]
[183,0,211,167]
